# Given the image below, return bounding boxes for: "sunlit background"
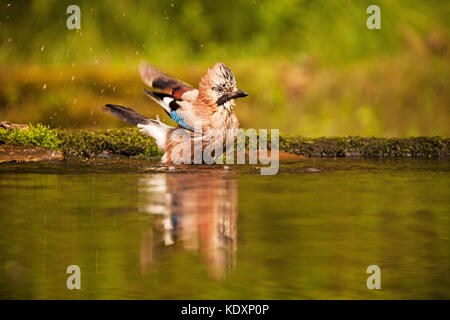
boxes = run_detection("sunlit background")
[0,0,449,136]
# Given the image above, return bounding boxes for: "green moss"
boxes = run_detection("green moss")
[0,125,162,158]
[56,128,163,158]
[0,123,62,150]
[0,124,448,159]
[279,135,449,158]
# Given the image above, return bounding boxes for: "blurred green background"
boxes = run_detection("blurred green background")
[0,0,449,137]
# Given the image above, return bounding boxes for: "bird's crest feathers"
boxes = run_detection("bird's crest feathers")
[200,62,236,90]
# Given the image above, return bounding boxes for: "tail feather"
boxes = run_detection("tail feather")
[104,104,150,126]
[104,104,170,151]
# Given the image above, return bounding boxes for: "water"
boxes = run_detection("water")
[0,159,448,299]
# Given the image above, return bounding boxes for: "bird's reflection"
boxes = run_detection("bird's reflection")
[138,170,238,280]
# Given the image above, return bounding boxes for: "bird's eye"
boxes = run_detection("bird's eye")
[217,87,223,93]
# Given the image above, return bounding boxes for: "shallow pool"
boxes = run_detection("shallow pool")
[0,158,448,299]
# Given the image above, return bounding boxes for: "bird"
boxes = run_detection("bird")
[104,62,248,164]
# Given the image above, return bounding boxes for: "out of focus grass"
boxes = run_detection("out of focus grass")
[0,0,449,136]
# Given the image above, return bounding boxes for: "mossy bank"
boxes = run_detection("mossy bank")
[0,124,448,160]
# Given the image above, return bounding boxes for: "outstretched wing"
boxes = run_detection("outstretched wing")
[139,62,197,101]
[140,62,200,131]
[143,88,199,131]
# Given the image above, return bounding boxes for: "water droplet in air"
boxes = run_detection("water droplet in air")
[43,84,47,90]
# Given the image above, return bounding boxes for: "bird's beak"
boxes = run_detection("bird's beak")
[230,89,248,99]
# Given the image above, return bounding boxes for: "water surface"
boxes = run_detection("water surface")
[0,158,448,299]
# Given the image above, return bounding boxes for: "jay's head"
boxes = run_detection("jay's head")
[199,63,248,109]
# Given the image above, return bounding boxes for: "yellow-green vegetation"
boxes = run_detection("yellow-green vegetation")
[0,123,62,150]
[0,124,162,158]
[0,125,448,159]
[1,1,447,65]
[280,135,449,158]
[57,128,163,158]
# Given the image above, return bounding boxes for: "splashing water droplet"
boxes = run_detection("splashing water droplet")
[42,84,47,90]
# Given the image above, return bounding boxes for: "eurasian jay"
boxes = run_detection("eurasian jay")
[105,62,248,164]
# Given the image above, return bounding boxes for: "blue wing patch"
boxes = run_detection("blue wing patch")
[170,110,194,131]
